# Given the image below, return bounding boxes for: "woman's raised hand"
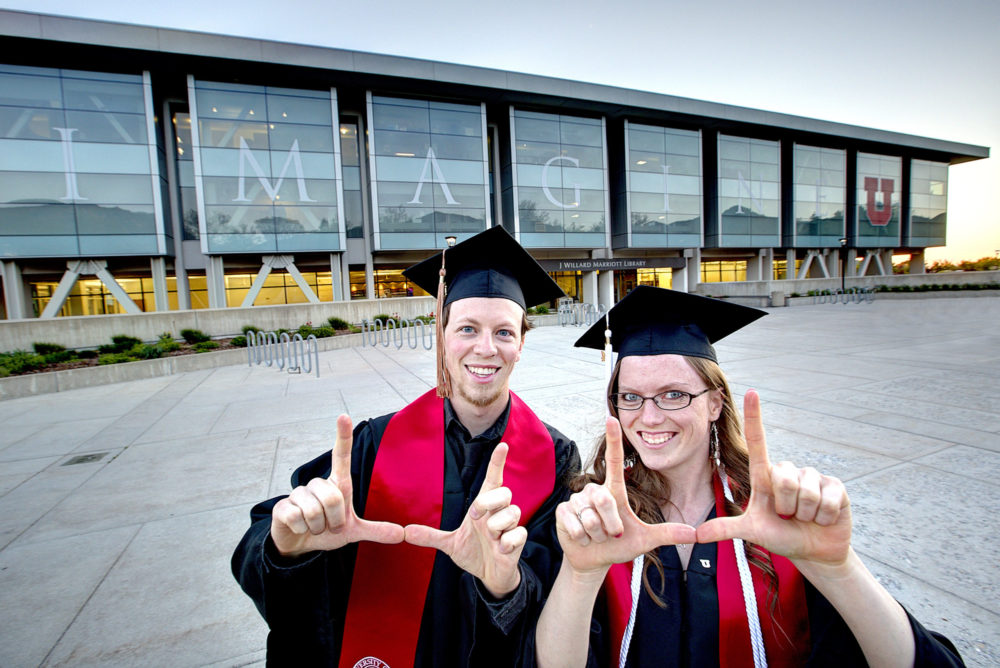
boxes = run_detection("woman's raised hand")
[696,390,852,568]
[555,417,697,576]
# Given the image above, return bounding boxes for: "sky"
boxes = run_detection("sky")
[4,0,998,263]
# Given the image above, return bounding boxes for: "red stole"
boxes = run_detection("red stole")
[338,389,556,668]
[605,476,810,667]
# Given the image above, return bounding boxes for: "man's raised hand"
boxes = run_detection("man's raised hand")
[270,414,405,558]
[404,443,526,598]
[556,417,697,576]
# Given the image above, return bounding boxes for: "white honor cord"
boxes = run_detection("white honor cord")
[618,554,643,668]
[721,473,768,668]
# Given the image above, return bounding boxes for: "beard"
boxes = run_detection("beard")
[454,378,506,408]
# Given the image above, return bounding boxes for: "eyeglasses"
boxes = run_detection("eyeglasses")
[611,388,712,411]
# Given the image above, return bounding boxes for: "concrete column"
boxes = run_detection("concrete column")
[1,260,31,319]
[881,250,895,275]
[831,249,842,277]
[151,257,169,311]
[686,248,701,290]
[846,250,858,277]
[206,255,227,308]
[747,254,762,282]
[597,269,614,308]
[760,248,774,282]
[581,270,598,306]
[909,250,926,274]
[672,265,688,293]
[785,249,797,280]
[330,253,348,301]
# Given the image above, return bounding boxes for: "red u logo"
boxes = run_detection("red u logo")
[864,177,894,226]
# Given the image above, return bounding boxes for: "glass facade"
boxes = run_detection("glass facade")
[624,122,701,248]
[510,108,607,248]
[340,120,365,239]
[792,144,846,247]
[855,152,901,247]
[368,95,489,250]
[0,64,168,257]
[189,79,344,254]
[717,135,780,247]
[909,159,948,247]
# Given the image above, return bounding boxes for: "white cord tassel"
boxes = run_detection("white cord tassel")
[720,471,768,668]
[603,314,613,417]
[618,554,643,668]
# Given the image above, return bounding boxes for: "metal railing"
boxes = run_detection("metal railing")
[811,287,876,305]
[559,302,607,327]
[246,330,320,377]
[360,318,435,350]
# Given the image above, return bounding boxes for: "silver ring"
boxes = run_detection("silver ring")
[576,506,593,522]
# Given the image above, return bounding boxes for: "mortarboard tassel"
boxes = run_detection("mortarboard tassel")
[435,247,452,398]
[603,312,613,416]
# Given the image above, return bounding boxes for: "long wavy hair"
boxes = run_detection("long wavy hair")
[573,355,777,607]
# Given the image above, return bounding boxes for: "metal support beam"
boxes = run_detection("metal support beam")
[40,260,141,318]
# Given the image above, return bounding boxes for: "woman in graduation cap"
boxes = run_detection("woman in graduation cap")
[533,286,963,667]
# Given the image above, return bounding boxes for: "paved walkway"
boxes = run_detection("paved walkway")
[1,296,998,667]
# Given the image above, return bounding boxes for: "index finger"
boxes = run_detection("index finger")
[331,414,354,482]
[479,442,509,493]
[603,417,627,498]
[742,390,771,486]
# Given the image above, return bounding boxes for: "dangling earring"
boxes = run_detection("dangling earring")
[624,451,636,470]
[709,421,721,469]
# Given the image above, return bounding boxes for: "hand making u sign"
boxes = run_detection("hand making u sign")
[404,442,527,598]
[555,417,697,576]
[696,390,853,569]
[270,414,405,558]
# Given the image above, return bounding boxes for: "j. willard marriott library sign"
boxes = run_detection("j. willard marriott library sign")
[0,9,988,319]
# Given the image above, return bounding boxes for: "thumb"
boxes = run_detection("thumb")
[356,519,405,545]
[645,521,697,548]
[404,523,453,553]
[696,516,747,544]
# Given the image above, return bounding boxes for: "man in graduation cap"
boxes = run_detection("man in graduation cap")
[532,285,962,667]
[233,226,581,667]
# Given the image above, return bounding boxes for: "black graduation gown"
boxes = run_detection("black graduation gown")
[581,533,964,666]
[232,399,580,668]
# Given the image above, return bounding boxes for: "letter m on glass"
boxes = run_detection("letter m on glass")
[863,177,893,226]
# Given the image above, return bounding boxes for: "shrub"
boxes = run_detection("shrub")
[98,352,134,365]
[241,324,262,335]
[297,324,315,337]
[414,315,435,324]
[180,328,210,344]
[311,326,335,338]
[42,350,76,364]
[533,305,550,314]
[0,366,8,378]
[0,350,46,375]
[130,343,163,360]
[157,332,181,353]
[348,325,362,334]
[77,350,99,359]
[193,341,219,352]
[373,313,393,324]
[327,316,350,330]
[230,335,247,347]
[32,342,66,355]
[111,334,142,350]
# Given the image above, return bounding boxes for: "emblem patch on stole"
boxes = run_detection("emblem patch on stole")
[700,559,711,568]
[354,658,390,668]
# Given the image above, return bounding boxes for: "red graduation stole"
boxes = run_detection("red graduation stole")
[605,476,810,667]
[338,389,556,668]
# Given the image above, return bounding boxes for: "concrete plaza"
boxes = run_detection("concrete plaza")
[0,295,998,667]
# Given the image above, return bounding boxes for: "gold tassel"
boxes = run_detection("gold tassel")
[435,248,451,398]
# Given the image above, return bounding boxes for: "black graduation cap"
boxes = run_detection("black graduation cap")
[574,285,766,362]
[402,226,564,310]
